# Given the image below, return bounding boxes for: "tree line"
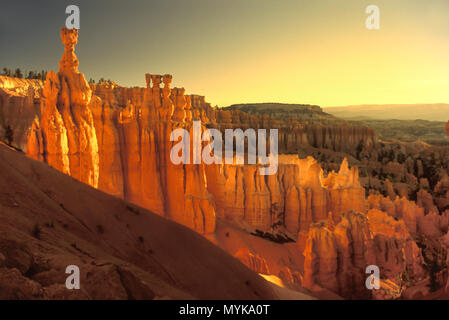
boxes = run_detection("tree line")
[2,67,113,85]
[88,78,114,85]
[2,67,48,80]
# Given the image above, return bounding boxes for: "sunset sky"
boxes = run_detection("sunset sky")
[1,0,449,107]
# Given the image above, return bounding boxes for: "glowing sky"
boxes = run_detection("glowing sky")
[1,0,448,107]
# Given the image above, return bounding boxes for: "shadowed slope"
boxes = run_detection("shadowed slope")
[0,142,278,300]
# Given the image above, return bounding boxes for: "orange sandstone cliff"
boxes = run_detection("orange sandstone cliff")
[28,28,99,188]
[25,28,216,235]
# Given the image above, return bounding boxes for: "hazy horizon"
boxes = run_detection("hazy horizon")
[324,102,449,108]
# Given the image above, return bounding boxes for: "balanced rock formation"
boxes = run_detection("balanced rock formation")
[27,28,99,188]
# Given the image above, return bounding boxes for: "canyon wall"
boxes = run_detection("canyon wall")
[9,28,217,235]
[85,78,217,235]
[0,76,43,151]
[205,156,365,243]
[0,28,373,239]
[303,209,426,299]
[189,99,376,154]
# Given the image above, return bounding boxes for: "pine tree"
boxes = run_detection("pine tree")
[2,67,11,77]
[14,68,23,79]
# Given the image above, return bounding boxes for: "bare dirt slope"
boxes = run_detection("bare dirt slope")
[0,142,279,300]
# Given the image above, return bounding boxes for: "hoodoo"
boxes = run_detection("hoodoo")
[27,27,99,188]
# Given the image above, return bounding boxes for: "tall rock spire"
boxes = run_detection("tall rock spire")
[59,27,80,73]
[27,27,99,188]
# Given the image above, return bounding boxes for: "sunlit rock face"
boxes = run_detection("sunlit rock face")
[302,210,426,299]
[9,28,215,235]
[1,67,370,240]
[27,28,99,188]
[367,193,425,235]
[86,75,217,235]
[0,76,43,151]
[205,156,366,245]
[234,248,271,275]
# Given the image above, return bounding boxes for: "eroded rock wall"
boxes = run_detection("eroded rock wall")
[206,156,366,244]
[14,28,216,235]
[303,210,426,299]
[0,76,43,151]
[190,100,376,154]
